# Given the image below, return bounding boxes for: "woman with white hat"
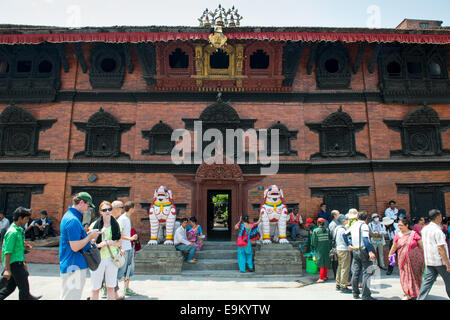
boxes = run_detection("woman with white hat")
[382,216,399,275]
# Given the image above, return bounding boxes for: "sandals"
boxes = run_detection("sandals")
[315,279,325,283]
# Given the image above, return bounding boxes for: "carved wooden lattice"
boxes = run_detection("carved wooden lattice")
[306,107,366,159]
[74,108,134,158]
[142,121,174,155]
[384,105,450,157]
[0,104,56,157]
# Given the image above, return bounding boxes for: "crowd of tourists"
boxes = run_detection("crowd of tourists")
[0,192,449,301]
[298,202,450,300]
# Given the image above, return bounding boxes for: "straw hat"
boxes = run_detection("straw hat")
[382,216,394,225]
[346,208,358,220]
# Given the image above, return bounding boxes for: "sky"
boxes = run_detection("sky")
[0,0,449,29]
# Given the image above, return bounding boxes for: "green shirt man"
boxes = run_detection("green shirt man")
[0,207,40,300]
[2,223,26,266]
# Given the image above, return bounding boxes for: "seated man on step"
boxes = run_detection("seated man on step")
[174,217,197,263]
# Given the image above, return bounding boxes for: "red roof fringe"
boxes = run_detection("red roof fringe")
[0,31,448,45]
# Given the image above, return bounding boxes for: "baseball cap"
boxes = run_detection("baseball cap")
[76,192,95,208]
[305,218,314,227]
[337,214,347,224]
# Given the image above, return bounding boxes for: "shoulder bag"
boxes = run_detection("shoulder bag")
[236,225,249,247]
[329,227,340,261]
[81,242,101,271]
[105,241,126,269]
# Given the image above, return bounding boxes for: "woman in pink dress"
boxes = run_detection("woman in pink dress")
[412,217,426,235]
[388,217,424,300]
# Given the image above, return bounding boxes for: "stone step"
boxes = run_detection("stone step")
[196,250,236,260]
[202,241,236,250]
[182,259,239,271]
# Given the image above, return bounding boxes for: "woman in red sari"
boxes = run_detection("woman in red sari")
[388,217,424,300]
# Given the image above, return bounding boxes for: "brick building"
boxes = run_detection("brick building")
[0,17,449,241]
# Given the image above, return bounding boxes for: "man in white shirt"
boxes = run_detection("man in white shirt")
[111,200,124,219]
[368,213,387,270]
[328,210,340,280]
[116,201,138,297]
[384,200,398,221]
[0,212,10,246]
[174,218,197,263]
[418,209,450,300]
[347,211,377,300]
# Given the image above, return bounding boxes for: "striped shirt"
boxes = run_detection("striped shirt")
[421,222,448,267]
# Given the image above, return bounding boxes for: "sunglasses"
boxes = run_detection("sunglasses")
[101,208,112,212]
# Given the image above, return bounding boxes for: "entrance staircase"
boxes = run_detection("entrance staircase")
[135,240,304,278]
[181,241,239,276]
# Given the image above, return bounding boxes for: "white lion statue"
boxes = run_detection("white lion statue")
[147,185,177,245]
[260,185,289,244]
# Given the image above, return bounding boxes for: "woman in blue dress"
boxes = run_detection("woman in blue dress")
[234,214,261,273]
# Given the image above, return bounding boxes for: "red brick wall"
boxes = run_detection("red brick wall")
[0,41,449,242]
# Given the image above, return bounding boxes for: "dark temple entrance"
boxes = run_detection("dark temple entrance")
[207,189,232,241]
[174,157,265,241]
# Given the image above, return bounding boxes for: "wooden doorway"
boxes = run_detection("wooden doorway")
[174,158,265,240]
[207,189,232,241]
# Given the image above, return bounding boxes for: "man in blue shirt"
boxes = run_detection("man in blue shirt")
[318,203,331,228]
[59,192,101,300]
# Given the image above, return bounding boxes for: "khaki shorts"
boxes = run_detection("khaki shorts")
[60,268,87,300]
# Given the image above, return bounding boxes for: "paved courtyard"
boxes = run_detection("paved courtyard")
[1,263,448,300]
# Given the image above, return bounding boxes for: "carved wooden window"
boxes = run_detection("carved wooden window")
[182,99,256,159]
[0,60,10,73]
[210,49,230,69]
[38,60,53,73]
[315,43,351,89]
[0,104,56,157]
[385,53,403,78]
[311,186,370,217]
[0,44,63,102]
[250,50,269,69]
[377,44,450,104]
[306,107,366,159]
[157,42,194,80]
[406,47,425,78]
[89,44,125,89]
[17,60,32,73]
[169,48,189,69]
[384,105,450,157]
[74,108,134,159]
[142,121,174,155]
[71,186,130,217]
[397,183,449,218]
[266,122,298,156]
[0,184,44,222]
[427,51,446,79]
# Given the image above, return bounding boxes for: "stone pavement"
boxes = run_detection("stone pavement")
[1,263,448,300]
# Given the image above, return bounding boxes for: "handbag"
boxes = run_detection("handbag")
[236,227,249,247]
[105,241,126,269]
[81,242,101,271]
[329,227,340,261]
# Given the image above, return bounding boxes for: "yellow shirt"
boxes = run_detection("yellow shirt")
[89,224,122,259]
